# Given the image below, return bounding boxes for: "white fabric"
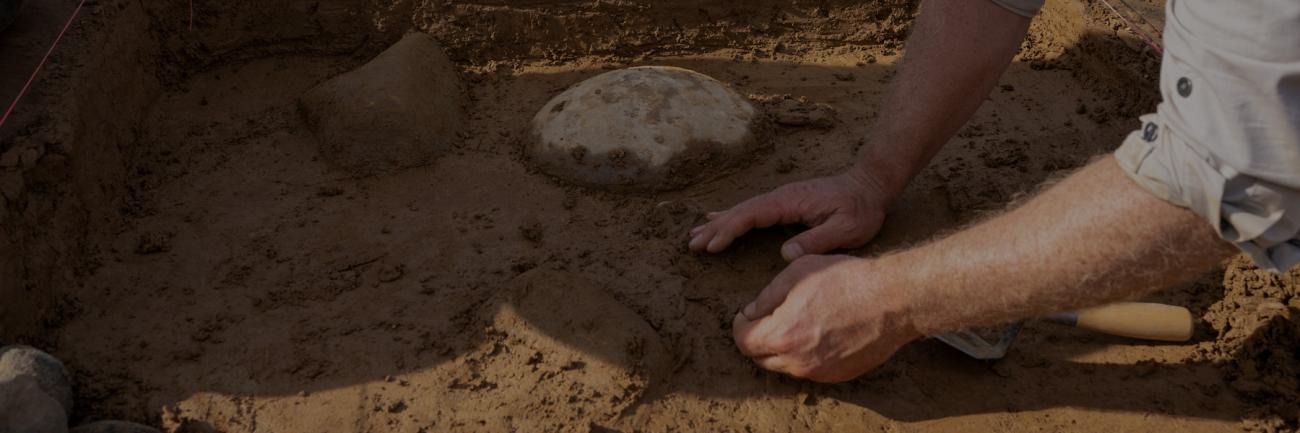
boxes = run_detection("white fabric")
[1115,0,1300,272]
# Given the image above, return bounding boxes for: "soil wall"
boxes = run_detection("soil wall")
[1,0,162,341]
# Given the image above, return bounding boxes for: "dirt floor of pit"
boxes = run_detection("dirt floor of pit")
[2,1,1296,432]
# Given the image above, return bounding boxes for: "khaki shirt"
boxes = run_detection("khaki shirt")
[992,0,1300,272]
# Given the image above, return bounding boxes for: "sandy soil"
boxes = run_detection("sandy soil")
[0,0,1296,432]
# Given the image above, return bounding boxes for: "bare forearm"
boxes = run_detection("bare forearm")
[854,0,1032,201]
[873,157,1237,334]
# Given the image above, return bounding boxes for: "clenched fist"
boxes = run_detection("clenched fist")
[732,255,920,382]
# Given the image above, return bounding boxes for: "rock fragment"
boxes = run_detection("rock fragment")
[0,376,68,433]
[300,32,464,176]
[0,345,73,415]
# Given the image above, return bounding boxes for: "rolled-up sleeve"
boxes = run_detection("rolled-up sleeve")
[1114,0,1300,272]
[988,0,1045,17]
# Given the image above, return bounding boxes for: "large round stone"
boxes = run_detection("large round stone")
[527,66,766,191]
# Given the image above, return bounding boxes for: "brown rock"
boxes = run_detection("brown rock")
[300,32,464,176]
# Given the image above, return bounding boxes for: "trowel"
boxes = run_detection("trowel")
[933,302,1194,360]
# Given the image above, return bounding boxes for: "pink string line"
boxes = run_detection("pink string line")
[0,0,88,130]
[1099,0,1163,58]
[1115,0,1164,38]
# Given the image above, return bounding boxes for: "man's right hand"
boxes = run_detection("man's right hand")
[688,169,892,261]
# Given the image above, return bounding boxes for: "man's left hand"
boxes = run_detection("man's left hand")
[732,255,921,383]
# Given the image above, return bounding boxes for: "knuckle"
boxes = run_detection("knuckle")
[770,331,801,353]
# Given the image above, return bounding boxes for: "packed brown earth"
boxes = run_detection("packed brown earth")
[0,0,1295,432]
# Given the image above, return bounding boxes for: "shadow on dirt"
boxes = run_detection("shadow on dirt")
[18,25,1279,427]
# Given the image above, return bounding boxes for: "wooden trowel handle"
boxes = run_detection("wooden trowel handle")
[1068,302,1194,342]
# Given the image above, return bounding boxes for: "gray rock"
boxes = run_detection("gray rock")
[300,32,464,176]
[527,66,767,191]
[70,421,162,433]
[0,345,73,415]
[0,376,68,433]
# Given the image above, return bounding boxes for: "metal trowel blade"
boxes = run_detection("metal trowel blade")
[931,321,1024,360]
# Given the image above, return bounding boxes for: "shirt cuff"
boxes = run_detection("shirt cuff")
[1115,114,1300,273]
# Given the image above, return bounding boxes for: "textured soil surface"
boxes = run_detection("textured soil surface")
[1,0,1296,432]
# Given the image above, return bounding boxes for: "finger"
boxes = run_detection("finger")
[688,226,715,251]
[704,199,791,253]
[741,267,801,320]
[780,214,876,261]
[732,311,782,357]
[752,355,796,375]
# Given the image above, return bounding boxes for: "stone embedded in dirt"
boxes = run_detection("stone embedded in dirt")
[0,376,68,433]
[300,32,463,176]
[0,345,73,416]
[69,421,161,433]
[527,66,767,191]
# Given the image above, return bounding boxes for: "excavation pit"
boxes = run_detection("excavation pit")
[0,0,1294,431]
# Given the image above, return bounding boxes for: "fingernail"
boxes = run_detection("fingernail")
[707,236,726,252]
[781,242,804,261]
[690,226,704,236]
[741,302,757,320]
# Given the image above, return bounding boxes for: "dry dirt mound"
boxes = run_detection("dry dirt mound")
[1196,257,1300,432]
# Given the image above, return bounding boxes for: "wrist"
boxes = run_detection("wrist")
[846,157,908,208]
[853,258,924,341]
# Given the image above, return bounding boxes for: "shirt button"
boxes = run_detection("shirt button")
[1143,122,1159,142]
[1177,77,1192,97]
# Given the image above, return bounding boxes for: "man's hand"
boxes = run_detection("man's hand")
[732,255,921,383]
[688,171,890,261]
[688,0,1033,261]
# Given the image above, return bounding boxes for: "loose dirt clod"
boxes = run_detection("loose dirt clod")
[527,66,767,191]
[759,96,838,128]
[300,32,463,176]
